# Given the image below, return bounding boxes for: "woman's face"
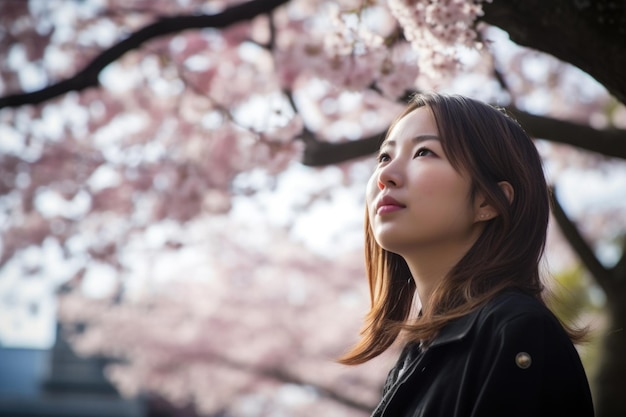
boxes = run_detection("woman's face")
[366,106,482,257]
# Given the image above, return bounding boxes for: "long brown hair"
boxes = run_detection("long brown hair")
[340,93,566,365]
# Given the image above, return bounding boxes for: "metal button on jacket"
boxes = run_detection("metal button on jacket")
[515,352,532,369]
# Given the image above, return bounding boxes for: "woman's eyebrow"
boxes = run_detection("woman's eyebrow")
[412,134,440,143]
[381,134,440,149]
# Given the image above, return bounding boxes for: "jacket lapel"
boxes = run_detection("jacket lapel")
[428,308,481,349]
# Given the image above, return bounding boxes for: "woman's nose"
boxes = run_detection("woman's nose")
[377,164,402,189]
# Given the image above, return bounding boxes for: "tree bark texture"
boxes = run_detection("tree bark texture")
[481,0,626,104]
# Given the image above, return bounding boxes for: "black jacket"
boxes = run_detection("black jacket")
[372,291,594,417]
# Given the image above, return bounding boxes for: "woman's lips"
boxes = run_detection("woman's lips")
[376,196,406,215]
[377,204,404,215]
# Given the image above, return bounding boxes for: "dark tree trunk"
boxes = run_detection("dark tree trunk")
[552,191,626,416]
[595,298,626,417]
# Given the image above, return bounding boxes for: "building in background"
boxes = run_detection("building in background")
[0,325,144,417]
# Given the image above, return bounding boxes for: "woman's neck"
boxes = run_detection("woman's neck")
[402,241,475,310]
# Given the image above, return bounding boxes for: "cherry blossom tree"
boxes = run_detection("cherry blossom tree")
[1,0,625,416]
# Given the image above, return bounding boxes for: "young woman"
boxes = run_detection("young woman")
[340,93,594,416]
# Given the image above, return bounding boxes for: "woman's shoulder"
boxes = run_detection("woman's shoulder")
[476,290,560,329]
[484,289,546,313]
[429,290,569,350]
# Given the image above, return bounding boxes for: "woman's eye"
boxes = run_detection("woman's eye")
[377,152,391,163]
[414,147,434,158]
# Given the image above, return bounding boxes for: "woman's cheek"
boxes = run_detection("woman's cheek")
[365,175,379,204]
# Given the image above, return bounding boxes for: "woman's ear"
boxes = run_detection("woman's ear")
[498,181,514,204]
[474,181,514,222]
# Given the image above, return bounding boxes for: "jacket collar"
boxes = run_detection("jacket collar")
[427,307,482,349]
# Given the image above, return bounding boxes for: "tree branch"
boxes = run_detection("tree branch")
[155,351,375,413]
[550,187,613,294]
[0,0,290,109]
[613,238,626,286]
[301,109,626,167]
[4,0,625,166]
[267,367,374,412]
[481,0,626,104]
[302,131,383,167]
[508,108,626,160]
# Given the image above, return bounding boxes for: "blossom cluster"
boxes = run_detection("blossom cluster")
[272,0,489,98]
[386,0,489,78]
